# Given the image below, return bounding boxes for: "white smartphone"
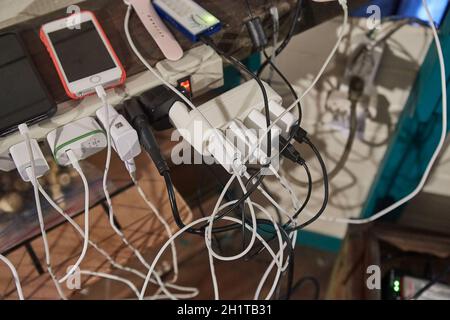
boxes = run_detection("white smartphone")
[40,11,126,99]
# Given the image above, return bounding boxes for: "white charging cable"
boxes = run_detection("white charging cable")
[140,213,284,300]
[268,6,280,84]
[131,176,180,283]
[95,85,179,299]
[205,175,258,262]
[37,183,198,299]
[254,227,298,300]
[17,124,67,299]
[94,85,185,287]
[58,150,90,284]
[0,254,24,300]
[205,201,284,300]
[255,0,349,162]
[331,0,447,224]
[294,0,447,226]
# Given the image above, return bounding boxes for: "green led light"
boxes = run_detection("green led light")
[203,14,217,24]
[394,286,400,292]
[394,280,400,286]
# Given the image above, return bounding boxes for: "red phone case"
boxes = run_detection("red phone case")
[40,10,126,100]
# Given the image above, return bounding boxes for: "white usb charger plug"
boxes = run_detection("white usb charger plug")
[46,117,107,166]
[9,137,49,181]
[95,104,141,175]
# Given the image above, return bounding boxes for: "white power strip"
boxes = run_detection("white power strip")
[169,79,282,135]
[168,80,281,159]
[0,44,223,156]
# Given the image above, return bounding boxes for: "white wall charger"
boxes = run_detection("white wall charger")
[96,105,141,163]
[47,117,107,166]
[9,139,49,181]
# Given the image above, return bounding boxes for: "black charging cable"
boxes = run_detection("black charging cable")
[124,98,257,236]
[257,0,303,78]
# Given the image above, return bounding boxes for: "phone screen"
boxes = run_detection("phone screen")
[47,21,117,82]
[0,33,55,136]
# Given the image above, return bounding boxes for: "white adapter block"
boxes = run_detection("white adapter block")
[169,79,282,154]
[96,105,141,162]
[169,79,282,135]
[169,101,245,174]
[9,139,49,181]
[47,117,107,166]
[168,79,284,174]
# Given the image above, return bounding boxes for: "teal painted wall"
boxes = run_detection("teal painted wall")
[361,13,450,219]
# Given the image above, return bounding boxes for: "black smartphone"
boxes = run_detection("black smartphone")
[0,32,56,137]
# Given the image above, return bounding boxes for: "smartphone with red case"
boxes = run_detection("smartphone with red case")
[40,11,126,99]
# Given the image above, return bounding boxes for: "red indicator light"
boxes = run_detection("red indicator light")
[180,80,191,93]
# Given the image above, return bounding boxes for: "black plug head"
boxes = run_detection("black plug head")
[348,76,365,102]
[138,85,183,131]
[123,97,147,126]
[123,97,169,176]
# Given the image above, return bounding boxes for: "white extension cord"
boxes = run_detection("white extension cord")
[57,150,90,285]
[123,0,301,301]
[123,3,278,300]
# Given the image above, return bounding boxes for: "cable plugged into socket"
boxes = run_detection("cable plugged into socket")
[168,101,246,176]
[9,133,49,181]
[47,117,107,166]
[96,104,142,177]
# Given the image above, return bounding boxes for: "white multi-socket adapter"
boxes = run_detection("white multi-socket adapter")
[47,117,107,166]
[170,101,246,175]
[168,80,298,174]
